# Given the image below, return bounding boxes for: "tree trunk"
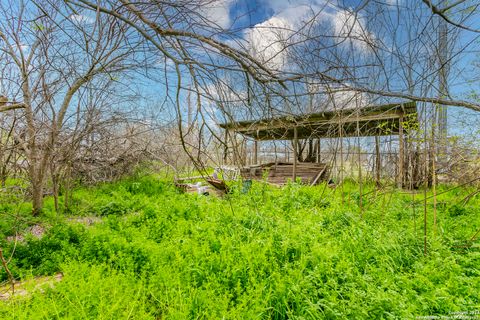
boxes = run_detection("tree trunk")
[52,174,59,213]
[51,162,59,213]
[64,163,72,212]
[0,167,6,188]
[31,179,44,216]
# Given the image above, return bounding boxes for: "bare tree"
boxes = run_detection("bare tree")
[0,0,139,214]
[2,0,479,191]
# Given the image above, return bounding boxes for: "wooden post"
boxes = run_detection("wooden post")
[254,140,258,164]
[398,113,405,188]
[316,138,321,163]
[339,122,344,188]
[293,127,298,181]
[308,138,313,162]
[356,117,363,214]
[375,136,381,186]
[223,129,229,165]
[242,138,247,166]
[231,132,238,165]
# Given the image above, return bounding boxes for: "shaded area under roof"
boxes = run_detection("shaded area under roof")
[219,101,417,140]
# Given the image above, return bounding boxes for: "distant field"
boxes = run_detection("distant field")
[0,176,479,319]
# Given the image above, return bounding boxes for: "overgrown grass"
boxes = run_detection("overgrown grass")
[0,176,479,319]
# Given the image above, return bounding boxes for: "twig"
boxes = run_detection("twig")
[0,247,15,295]
[469,228,480,242]
[460,189,480,206]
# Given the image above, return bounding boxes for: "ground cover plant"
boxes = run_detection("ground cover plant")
[0,175,479,319]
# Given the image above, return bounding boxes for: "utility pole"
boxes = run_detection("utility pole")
[437,11,449,148]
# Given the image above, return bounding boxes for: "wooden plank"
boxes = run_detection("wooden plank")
[310,167,327,186]
[239,162,330,186]
[206,177,229,193]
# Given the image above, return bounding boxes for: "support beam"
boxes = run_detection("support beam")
[254,140,258,164]
[375,136,381,186]
[232,132,238,165]
[242,138,247,166]
[293,126,298,181]
[398,114,405,188]
[316,138,321,163]
[308,138,314,161]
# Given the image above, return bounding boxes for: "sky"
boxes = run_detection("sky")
[197,0,401,74]
[194,0,480,136]
[211,0,367,29]
[3,0,479,138]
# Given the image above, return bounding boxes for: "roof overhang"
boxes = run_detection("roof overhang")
[219,101,417,140]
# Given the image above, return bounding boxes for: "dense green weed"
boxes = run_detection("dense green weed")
[0,176,479,318]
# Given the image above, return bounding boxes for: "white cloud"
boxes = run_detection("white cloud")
[332,9,376,53]
[243,0,376,70]
[201,0,233,29]
[243,1,376,72]
[327,89,369,111]
[263,0,323,13]
[69,14,94,25]
[243,2,327,70]
[306,82,369,112]
[243,9,302,71]
[244,16,293,70]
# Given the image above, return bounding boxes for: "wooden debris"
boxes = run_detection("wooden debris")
[174,175,229,195]
[240,162,329,186]
[206,177,229,193]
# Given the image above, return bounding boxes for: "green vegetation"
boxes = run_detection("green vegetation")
[0,176,479,319]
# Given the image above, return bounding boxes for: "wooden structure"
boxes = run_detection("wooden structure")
[174,175,229,195]
[219,101,418,186]
[240,162,329,186]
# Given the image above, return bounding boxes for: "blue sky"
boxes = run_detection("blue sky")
[229,0,273,29]
[5,0,477,137]
[213,0,380,30]
[195,0,480,139]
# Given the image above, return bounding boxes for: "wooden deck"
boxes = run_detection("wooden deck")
[240,162,329,185]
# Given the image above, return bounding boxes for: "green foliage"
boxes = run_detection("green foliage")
[0,175,479,318]
[98,201,130,216]
[448,204,467,217]
[4,224,87,278]
[0,263,154,319]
